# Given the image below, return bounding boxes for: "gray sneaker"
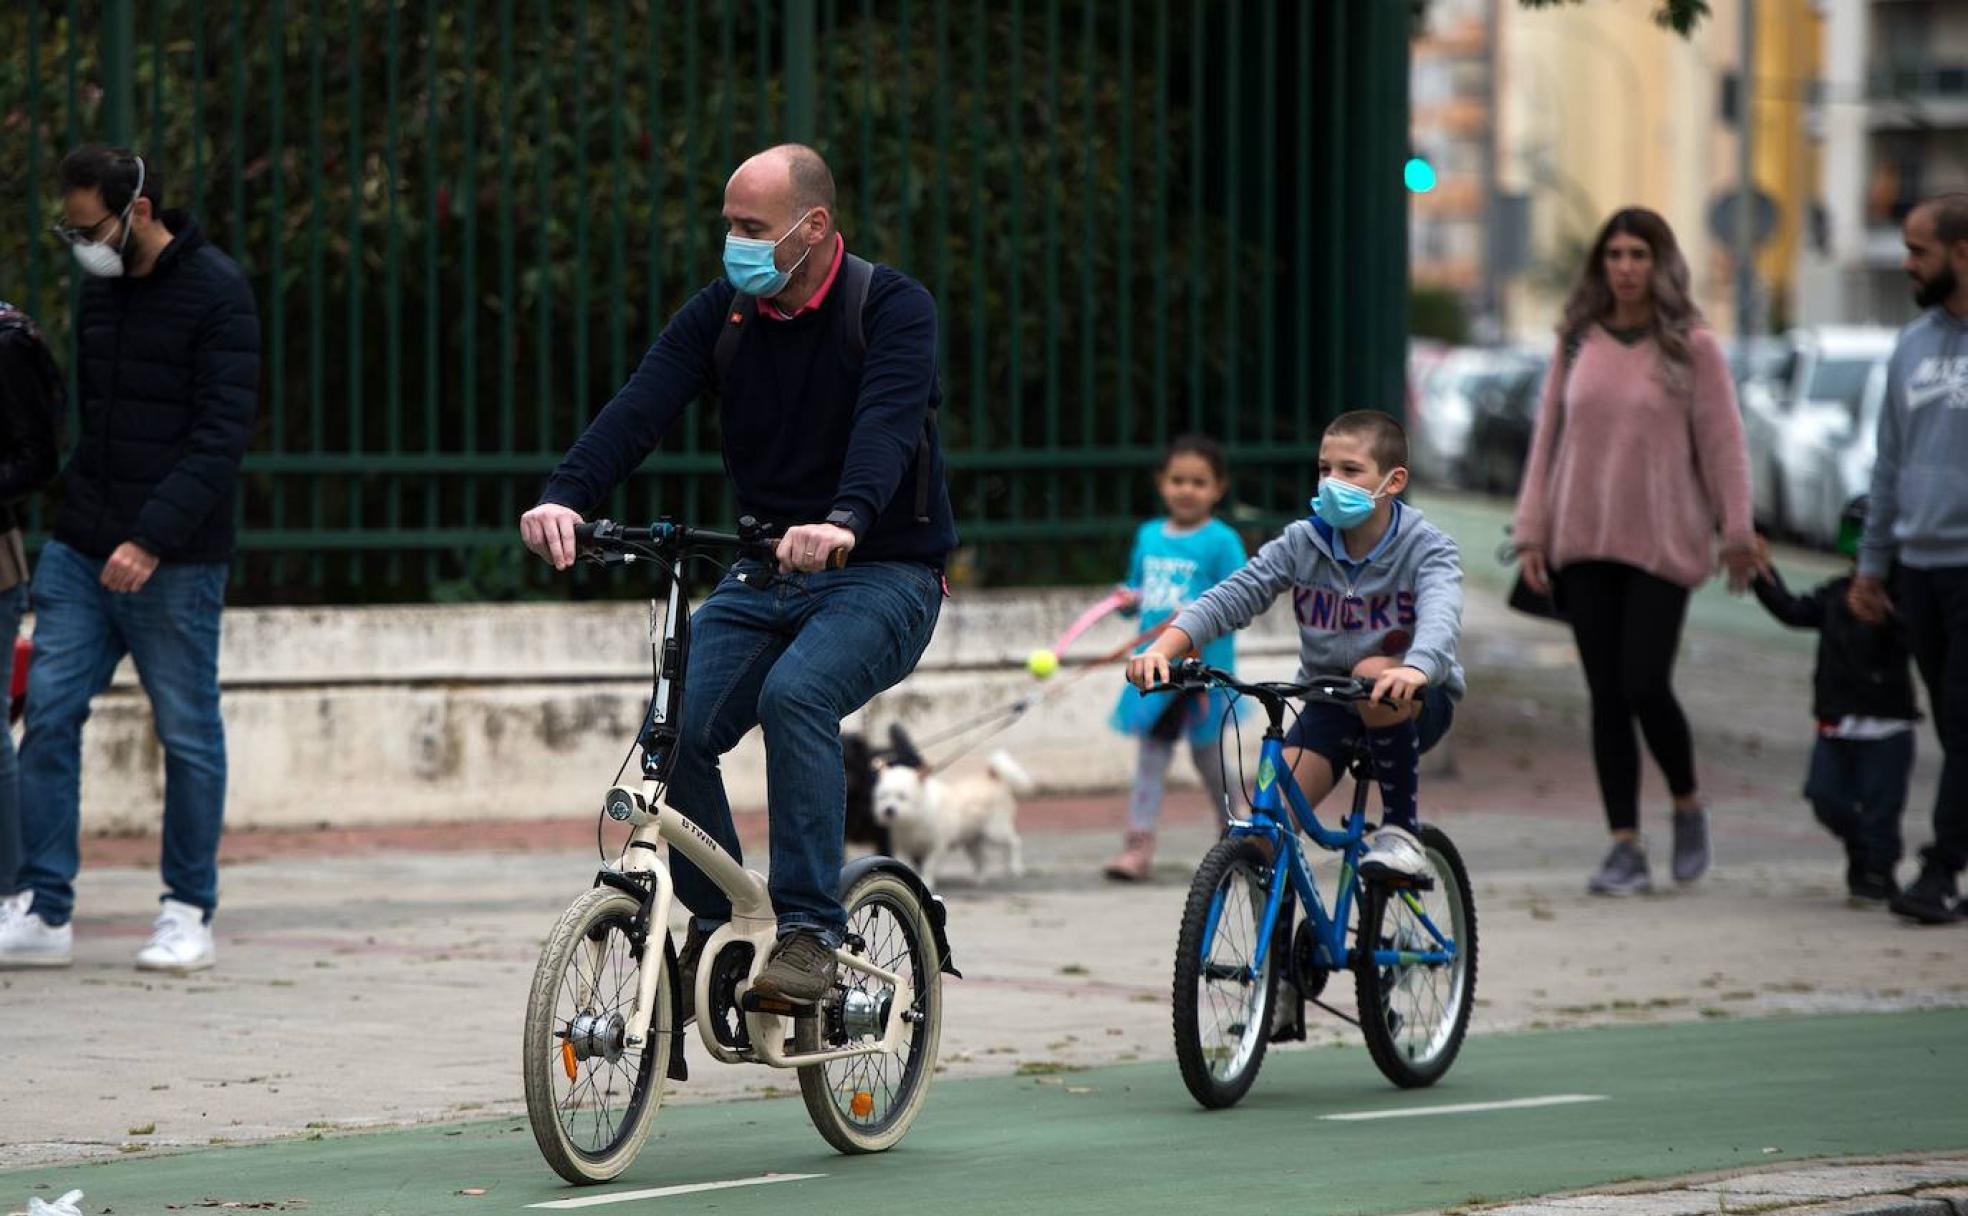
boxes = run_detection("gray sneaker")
[1587,840,1653,896]
[748,931,838,1005]
[1671,807,1711,883]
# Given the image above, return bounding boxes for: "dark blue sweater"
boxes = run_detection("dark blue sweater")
[540,261,956,566]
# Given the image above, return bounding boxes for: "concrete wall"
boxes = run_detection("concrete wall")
[64,590,1304,833]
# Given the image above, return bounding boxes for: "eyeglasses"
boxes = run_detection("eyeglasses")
[50,214,118,247]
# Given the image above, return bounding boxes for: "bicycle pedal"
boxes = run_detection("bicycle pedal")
[738,990,818,1019]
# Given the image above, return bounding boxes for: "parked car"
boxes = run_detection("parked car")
[1410,346,1541,491]
[1461,348,1550,496]
[1408,346,1489,486]
[1773,358,1887,549]
[1738,326,1897,538]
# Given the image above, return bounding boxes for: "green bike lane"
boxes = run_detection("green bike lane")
[8,1008,1965,1215]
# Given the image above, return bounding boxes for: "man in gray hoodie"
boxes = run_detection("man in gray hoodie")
[1129,411,1465,882]
[1850,192,1968,924]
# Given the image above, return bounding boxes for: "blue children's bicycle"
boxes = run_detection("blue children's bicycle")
[1149,660,1477,1109]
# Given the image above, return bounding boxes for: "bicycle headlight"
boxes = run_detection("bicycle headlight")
[604,786,647,823]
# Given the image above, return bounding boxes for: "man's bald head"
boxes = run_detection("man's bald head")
[1912,193,1968,248]
[729,144,836,224]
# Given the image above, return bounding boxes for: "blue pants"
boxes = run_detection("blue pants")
[664,559,942,944]
[0,581,30,894]
[16,541,229,927]
[1804,732,1914,874]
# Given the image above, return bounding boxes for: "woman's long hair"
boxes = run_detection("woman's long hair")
[1558,207,1703,383]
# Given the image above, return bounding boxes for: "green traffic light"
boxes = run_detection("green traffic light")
[1404,157,1437,193]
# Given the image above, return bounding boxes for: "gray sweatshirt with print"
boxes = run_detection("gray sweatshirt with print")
[1169,504,1466,699]
[1860,306,1968,577]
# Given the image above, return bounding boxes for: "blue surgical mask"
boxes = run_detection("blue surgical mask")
[1310,472,1393,529]
[722,208,817,297]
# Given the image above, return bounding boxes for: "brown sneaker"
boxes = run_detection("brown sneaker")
[1103,831,1157,882]
[747,931,838,1005]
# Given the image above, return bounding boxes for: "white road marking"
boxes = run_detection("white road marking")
[1318,1093,1608,1122]
[526,1173,826,1208]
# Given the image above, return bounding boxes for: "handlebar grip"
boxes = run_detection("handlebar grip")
[573,522,598,545]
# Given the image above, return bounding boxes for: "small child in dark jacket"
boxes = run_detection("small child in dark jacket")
[1751,499,1920,905]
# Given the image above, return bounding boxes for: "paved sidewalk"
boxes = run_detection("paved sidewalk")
[1453,1156,1968,1216]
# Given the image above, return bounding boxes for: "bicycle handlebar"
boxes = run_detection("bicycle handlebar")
[1149,658,1374,708]
[573,517,848,568]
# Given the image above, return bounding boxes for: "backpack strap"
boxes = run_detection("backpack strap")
[834,254,936,525]
[711,291,758,400]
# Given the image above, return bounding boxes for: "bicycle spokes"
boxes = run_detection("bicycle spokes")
[551,917,648,1154]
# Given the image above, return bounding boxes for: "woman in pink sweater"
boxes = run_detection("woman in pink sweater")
[1512,208,1756,896]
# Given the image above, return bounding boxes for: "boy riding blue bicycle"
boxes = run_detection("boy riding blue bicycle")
[1127,410,1465,882]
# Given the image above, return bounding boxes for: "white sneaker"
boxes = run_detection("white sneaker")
[1359,825,1432,886]
[0,891,74,968]
[135,899,215,973]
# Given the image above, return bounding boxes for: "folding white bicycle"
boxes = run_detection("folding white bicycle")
[522,518,955,1185]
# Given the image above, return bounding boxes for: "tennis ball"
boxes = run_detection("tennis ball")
[1026,648,1059,679]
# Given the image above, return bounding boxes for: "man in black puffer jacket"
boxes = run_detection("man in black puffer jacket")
[0,147,258,976]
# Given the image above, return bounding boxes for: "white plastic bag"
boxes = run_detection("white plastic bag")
[25,1189,85,1216]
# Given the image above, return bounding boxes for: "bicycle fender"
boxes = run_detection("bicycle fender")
[837,856,962,978]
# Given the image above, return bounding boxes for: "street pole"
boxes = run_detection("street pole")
[1735,0,1757,349]
[1481,0,1502,337]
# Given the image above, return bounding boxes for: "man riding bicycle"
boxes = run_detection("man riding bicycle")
[519,144,953,1009]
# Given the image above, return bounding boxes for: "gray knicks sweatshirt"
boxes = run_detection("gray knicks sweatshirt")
[1169,502,1466,699]
[1860,306,1968,578]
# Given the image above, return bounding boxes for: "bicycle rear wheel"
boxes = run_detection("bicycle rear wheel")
[796,870,943,1153]
[522,886,673,1184]
[1354,824,1477,1088]
[1172,834,1280,1109]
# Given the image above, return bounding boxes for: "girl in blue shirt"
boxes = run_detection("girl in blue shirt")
[1106,435,1247,881]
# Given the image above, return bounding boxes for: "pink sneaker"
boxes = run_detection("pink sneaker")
[1103,831,1157,882]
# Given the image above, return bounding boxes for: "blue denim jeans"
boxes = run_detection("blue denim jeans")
[16,541,229,927]
[665,559,942,945]
[1806,732,1915,873]
[0,581,30,895]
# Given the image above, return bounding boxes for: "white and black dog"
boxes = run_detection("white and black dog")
[870,727,1030,886]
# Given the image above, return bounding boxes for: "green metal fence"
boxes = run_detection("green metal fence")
[1,0,1410,602]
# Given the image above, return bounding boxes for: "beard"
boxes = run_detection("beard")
[1914,263,1958,309]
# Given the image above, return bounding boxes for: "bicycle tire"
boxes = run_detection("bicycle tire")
[523,886,674,1184]
[1354,824,1478,1088]
[1172,834,1280,1109]
[796,870,943,1153]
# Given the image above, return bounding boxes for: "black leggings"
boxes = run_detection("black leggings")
[1557,561,1698,833]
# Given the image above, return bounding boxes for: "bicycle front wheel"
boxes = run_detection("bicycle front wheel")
[1172,834,1280,1109]
[522,886,673,1184]
[796,870,944,1154]
[1355,824,1478,1088]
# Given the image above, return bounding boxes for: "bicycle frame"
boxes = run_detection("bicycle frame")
[601,782,918,1070]
[1205,725,1459,980]
[586,539,916,1072]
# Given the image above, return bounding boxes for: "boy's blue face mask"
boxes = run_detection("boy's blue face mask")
[1310,472,1394,529]
[722,208,816,297]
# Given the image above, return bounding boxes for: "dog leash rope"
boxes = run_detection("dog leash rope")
[919,626,1163,771]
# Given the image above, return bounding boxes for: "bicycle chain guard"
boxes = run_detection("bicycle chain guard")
[706,941,756,1052]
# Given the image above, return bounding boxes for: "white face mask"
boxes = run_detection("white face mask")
[65,156,144,279]
[71,238,129,279]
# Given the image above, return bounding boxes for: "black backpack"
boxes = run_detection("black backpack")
[712,254,938,525]
[0,304,64,435]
